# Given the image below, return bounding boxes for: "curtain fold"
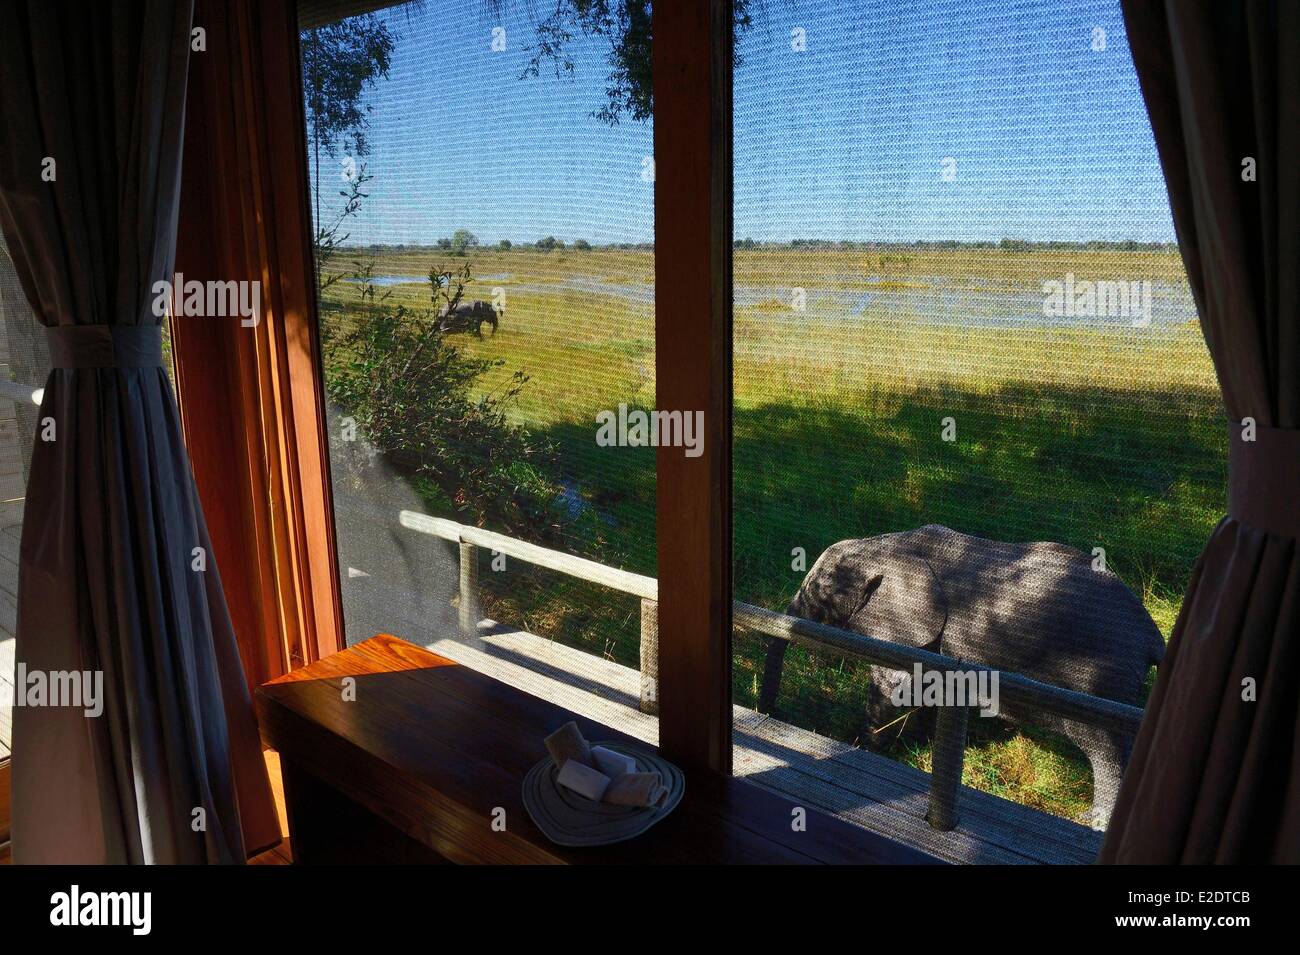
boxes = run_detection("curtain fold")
[1102,0,1299,863]
[0,0,277,863]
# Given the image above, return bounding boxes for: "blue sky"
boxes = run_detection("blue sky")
[308,0,1177,246]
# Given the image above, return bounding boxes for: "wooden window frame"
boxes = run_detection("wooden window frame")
[652,0,734,774]
[174,0,346,686]
[178,0,736,771]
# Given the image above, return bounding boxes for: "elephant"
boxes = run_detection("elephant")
[438,299,498,336]
[760,524,1165,829]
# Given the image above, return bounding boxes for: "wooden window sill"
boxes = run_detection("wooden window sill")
[255,634,940,865]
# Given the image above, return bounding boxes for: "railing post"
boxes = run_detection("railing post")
[458,540,480,635]
[926,696,971,831]
[639,598,659,714]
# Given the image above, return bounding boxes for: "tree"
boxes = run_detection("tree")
[573,239,591,251]
[521,0,756,125]
[323,266,560,535]
[301,15,396,244]
[315,163,373,289]
[303,10,560,539]
[499,239,512,251]
[535,235,558,251]
[451,229,479,256]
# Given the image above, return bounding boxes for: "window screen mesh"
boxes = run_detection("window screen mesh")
[730,0,1224,858]
[0,236,52,760]
[300,1,658,738]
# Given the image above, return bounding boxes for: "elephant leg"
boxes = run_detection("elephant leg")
[759,636,788,714]
[1065,721,1130,831]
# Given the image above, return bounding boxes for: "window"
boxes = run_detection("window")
[292,0,1223,862]
[729,0,1223,859]
[300,1,659,736]
[0,235,53,763]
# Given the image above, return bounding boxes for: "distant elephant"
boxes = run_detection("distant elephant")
[438,300,499,336]
[761,524,1165,829]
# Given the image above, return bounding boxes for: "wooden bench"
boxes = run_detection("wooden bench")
[255,634,940,865]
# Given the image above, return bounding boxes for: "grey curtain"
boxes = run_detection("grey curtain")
[0,0,276,863]
[1102,0,1299,863]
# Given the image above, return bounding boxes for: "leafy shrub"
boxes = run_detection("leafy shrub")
[322,270,562,538]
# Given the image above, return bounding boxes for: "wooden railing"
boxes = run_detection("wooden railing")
[0,380,41,406]
[398,510,1146,832]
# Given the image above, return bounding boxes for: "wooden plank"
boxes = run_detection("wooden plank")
[427,623,660,747]
[737,603,1145,735]
[0,528,18,569]
[0,552,17,600]
[0,589,14,635]
[257,635,935,865]
[401,510,657,600]
[407,516,1143,740]
[734,710,1101,864]
[652,0,734,776]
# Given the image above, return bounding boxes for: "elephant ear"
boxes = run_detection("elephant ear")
[787,540,876,625]
[845,552,947,650]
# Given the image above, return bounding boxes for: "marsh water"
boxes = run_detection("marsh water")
[350,272,1198,329]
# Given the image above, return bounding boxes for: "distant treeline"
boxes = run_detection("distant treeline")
[345,237,1179,253]
[747,238,1181,252]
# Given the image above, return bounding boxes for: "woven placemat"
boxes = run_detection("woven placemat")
[522,742,685,847]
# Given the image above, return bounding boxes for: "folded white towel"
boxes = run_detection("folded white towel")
[556,759,612,802]
[545,721,593,769]
[591,745,638,778]
[604,771,667,808]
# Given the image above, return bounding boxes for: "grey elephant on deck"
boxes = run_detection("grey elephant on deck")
[760,524,1165,829]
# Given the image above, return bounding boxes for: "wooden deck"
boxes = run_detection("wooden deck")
[421,620,1103,865]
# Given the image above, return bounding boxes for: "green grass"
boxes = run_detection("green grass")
[321,244,1225,824]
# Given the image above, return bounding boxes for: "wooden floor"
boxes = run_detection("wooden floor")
[422,620,1104,864]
